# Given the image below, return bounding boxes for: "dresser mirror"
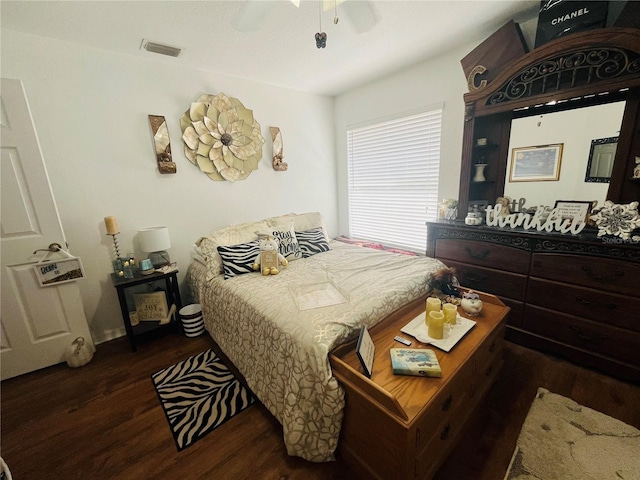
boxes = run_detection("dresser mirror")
[457,27,640,219]
[503,100,625,210]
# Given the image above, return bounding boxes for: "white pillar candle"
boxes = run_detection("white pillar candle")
[428,311,445,339]
[443,303,458,326]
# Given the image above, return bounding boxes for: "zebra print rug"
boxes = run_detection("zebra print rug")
[151,349,255,451]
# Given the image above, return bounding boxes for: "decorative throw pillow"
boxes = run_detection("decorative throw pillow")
[258,222,302,261]
[196,219,270,276]
[217,240,260,279]
[296,227,331,258]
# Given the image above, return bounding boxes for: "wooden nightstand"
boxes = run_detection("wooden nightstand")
[111,269,182,351]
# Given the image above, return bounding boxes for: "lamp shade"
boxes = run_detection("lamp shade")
[139,226,171,252]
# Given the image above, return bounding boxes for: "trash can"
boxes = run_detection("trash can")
[179,304,205,337]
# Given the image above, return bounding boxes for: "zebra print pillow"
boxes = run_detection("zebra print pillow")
[295,227,331,258]
[217,240,260,279]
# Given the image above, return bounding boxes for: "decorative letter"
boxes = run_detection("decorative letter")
[485,205,498,226]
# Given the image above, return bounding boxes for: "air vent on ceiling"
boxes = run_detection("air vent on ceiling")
[140,39,183,58]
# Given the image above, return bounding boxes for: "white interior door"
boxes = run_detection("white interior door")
[590,142,617,178]
[1,78,93,380]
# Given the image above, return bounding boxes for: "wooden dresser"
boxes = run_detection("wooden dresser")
[426,221,640,382]
[330,292,509,480]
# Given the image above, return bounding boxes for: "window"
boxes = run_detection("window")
[347,105,442,253]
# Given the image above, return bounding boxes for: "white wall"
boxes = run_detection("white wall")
[1,30,338,343]
[2,11,541,344]
[334,39,478,235]
[333,12,540,236]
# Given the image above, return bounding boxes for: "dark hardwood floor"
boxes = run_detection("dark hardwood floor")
[2,331,639,480]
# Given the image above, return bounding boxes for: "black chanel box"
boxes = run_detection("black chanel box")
[534,0,608,48]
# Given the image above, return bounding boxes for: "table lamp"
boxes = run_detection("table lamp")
[139,226,171,268]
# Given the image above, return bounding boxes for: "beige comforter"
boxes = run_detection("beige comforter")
[186,240,446,462]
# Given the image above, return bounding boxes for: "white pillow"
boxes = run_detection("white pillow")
[268,212,329,242]
[255,221,302,261]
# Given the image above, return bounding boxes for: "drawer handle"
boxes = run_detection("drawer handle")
[576,296,617,309]
[465,247,490,261]
[485,364,494,377]
[441,395,453,411]
[570,326,609,343]
[581,266,624,283]
[440,423,450,441]
[463,272,487,283]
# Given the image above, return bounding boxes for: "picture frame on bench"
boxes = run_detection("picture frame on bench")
[356,326,375,378]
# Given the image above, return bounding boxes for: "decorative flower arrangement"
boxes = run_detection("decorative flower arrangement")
[180,93,265,182]
[438,199,459,220]
[589,200,640,240]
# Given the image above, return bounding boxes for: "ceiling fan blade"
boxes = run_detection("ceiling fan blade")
[323,0,347,11]
[233,1,273,32]
[341,0,378,34]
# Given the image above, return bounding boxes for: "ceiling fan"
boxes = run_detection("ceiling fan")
[232,0,378,35]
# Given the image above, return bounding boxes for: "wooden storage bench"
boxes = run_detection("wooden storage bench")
[330,291,509,480]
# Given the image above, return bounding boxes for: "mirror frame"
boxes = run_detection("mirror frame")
[458,27,640,219]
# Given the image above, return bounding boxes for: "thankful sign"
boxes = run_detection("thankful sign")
[485,204,587,235]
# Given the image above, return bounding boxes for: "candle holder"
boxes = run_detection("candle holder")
[108,233,125,277]
[108,233,121,260]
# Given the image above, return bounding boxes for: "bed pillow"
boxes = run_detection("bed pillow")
[271,222,302,261]
[268,212,330,243]
[196,219,270,277]
[256,221,302,261]
[293,212,330,242]
[217,240,260,279]
[296,227,331,258]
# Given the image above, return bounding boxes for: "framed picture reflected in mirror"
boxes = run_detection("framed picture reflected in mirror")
[509,144,563,182]
[585,136,617,183]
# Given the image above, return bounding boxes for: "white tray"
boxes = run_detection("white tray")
[400,312,476,352]
[289,281,348,310]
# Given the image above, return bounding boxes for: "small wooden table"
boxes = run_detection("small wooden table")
[330,291,509,480]
[111,269,182,352]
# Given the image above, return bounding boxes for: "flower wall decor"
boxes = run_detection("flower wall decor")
[180,93,265,182]
[590,200,640,240]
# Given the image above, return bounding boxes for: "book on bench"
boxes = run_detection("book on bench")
[390,348,442,377]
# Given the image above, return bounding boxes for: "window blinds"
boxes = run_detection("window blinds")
[347,106,442,253]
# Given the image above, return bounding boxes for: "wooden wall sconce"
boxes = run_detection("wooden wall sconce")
[270,127,288,171]
[148,115,176,174]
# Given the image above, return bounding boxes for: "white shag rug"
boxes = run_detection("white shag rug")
[504,387,640,480]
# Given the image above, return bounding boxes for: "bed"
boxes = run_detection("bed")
[185,212,447,462]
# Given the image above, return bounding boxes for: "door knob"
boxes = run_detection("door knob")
[33,243,62,254]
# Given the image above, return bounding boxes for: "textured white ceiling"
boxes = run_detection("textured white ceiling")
[1,0,539,96]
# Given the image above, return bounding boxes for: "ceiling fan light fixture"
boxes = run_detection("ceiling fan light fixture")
[315,32,327,48]
[140,39,183,58]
